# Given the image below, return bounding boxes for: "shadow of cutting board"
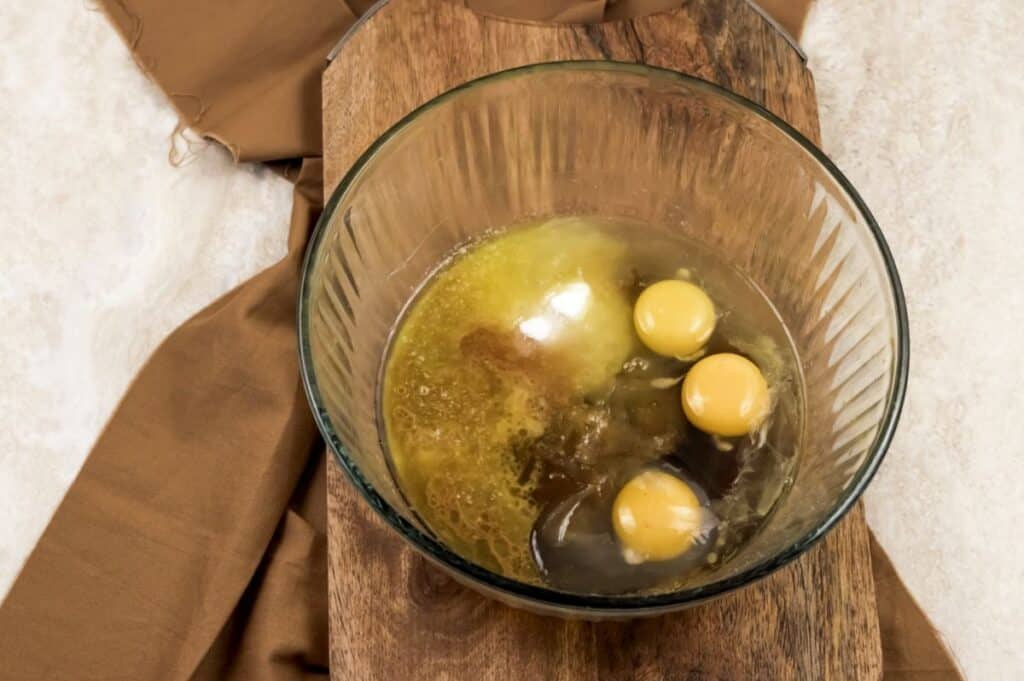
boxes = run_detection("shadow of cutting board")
[321,1,882,678]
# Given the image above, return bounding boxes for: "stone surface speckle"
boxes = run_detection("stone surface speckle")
[805,2,1024,678]
[1,1,1021,678]
[0,1,291,598]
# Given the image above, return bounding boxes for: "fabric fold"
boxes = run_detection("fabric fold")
[871,533,965,680]
[0,157,328,680]
[101,0,355,162]
[0,2,962,680]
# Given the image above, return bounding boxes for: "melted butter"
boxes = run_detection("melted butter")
[383,218,635,576]
[381,217,803,590]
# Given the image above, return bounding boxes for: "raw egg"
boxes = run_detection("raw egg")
[612,470,703,563]
[682,353,770,437]
[633,280,715,358]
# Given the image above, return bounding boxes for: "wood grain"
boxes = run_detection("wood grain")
[321,1,882,679]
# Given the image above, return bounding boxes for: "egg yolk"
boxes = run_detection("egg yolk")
[682,353,770,437]
[633,280,716,358]
[612,470,702,563]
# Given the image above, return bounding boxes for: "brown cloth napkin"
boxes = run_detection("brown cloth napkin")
[0,2,962,680]
[467,0,810,37]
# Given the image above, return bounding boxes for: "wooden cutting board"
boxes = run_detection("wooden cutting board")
[321,1,882,678]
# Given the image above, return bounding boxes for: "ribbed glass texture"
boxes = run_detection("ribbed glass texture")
[300,62,908,616]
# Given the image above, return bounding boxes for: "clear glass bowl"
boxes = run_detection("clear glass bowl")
[299,62,909,617]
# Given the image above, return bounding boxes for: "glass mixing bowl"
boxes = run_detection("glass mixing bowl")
[299,62,908,617]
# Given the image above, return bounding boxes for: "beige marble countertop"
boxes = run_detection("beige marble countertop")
[1,1,1021,678]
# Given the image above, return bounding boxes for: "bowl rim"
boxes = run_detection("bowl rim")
[298,60,910,613]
